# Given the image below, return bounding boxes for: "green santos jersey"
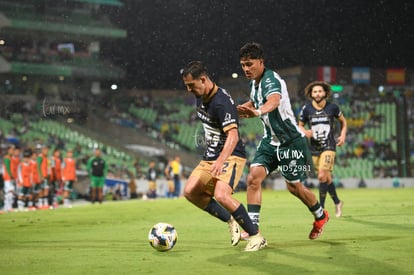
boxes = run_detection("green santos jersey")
[249,68,304,146]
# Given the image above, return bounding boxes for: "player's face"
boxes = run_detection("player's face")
[183,74,206,97]
[240,58,264,82]
[311,85,327,103]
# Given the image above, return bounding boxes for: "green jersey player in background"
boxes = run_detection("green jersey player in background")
[237,42,329,240]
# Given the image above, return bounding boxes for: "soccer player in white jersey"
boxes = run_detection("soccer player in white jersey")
[182,61,267,251]
[237,42,329,240]
[298,81,347,217]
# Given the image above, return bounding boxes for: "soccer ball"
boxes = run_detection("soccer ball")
[148,222,178,252]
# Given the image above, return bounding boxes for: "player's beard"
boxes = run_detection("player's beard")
[312,96,324,104]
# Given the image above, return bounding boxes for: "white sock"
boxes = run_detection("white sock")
[5,192,14,211]
[18,199,25,210]
[248,212,260,226]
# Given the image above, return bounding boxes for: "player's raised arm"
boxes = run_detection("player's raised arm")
[237,100,254,118]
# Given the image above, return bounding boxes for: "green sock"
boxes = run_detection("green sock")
[247,204,261,229]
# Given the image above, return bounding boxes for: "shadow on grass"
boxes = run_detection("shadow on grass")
[344,216,414,232]
[207,237,409,275]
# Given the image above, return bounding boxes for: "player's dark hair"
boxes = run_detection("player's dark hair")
[239,42,264,60]
[304,81,332,99]
[7,144,15,150]
[23,148,33,158]
[181,61,209,79]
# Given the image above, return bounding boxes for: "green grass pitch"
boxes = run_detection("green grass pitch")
[1,188,413,275]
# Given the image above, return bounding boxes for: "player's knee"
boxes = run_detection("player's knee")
[183,184,195,201]
[318,170,329,182]
[287,185,298,196]
[318,175,327,182]
[213,191,229,205]
[247,174,262,190]
[286,182,305,197]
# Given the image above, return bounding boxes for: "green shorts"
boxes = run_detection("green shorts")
[41,178,49,189]
[19,186,33,196]
[90,176,105,188]
[64,180,75,191]
[251,137,313,183]
[33,183,42,193]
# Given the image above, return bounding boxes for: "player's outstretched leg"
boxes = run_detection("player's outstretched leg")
[309,210,329,240]
[229,204,267,252]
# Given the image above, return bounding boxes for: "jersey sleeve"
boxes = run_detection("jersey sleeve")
[215,92,238,133]
[261,70,282,99]
[333,104,342,118]
[4,158,13,177]
[298,104,308,123]
[37,156,43,177]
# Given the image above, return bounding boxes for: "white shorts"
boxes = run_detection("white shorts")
[4,180,16,193]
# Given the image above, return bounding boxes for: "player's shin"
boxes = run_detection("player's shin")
[203,198,231,222]
[319,182,328,208]
[232,204,258,236]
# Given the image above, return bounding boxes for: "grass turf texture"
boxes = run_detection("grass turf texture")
[1,188,413,275]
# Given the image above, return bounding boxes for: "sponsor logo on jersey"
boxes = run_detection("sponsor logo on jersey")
[197,111,212,123]
[223,113,236,126]
[311,116,329,122]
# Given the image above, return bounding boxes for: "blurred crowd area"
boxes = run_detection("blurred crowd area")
[102,87,408,179]
[0,83,412,188]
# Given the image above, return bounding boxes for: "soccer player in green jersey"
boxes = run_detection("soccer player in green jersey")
[237,42,329,240]
[87,148,107,204]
